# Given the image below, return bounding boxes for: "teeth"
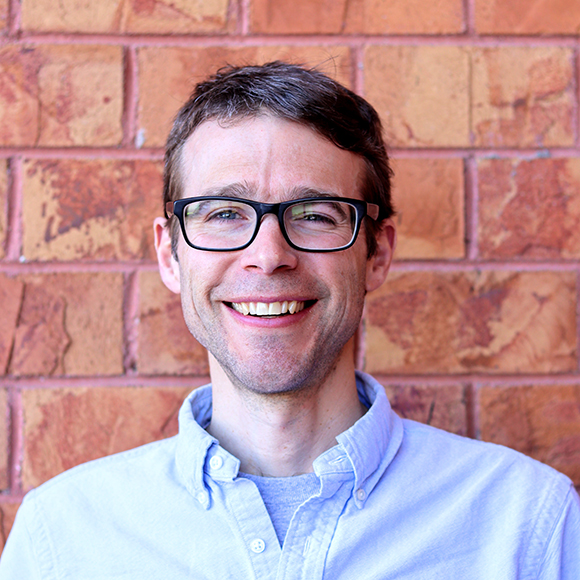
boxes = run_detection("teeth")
[231,300,305,317]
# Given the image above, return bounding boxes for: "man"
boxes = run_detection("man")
[1,62,578,578]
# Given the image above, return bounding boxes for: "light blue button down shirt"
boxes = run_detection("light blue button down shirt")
[1,372,579,578]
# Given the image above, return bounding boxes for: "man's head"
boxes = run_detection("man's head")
[163,61,394,258]
[155,62,395,396]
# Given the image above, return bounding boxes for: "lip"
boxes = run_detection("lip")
[223,299,316,327]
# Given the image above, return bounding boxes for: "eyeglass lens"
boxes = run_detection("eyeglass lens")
[182,199,358,250]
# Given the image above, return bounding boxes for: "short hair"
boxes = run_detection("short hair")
[163,61,394,257]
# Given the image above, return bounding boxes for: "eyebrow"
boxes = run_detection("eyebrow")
[199,183,338,201]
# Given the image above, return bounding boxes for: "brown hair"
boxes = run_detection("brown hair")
[163,61,394,256]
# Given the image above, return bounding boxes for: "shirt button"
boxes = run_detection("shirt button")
[250,539,266,554]
[197,491,208,504]
[356,489,366,501]
[209,456,223,470]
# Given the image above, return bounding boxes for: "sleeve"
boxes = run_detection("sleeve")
[538,485,580,580]
[0,499,43,580]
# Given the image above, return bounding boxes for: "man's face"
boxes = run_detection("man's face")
[155,116,393,395]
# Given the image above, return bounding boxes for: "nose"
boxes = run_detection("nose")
[239,214,298,274]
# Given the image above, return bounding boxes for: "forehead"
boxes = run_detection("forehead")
[179,116,366,200]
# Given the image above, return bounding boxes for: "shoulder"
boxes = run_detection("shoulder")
[25,435,179,507]
[391,418,574,534]
[400,418,571,487]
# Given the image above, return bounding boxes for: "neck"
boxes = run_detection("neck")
[206,345,365,477]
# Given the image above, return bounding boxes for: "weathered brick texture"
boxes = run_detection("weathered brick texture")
[471,47,574,148]
[1,0,580,536]
[22,386,192,488]
[0,0,7,32]
[364,46,470,147]
[0,504,19,552]
[475,0,580,34]
[0,45,123,147]
[22,159,162,261]
[479,158,580,259]
[250,0,464,34]
[382,383,468,436]
[4,273,124,377]
[138,272,209,375]
[479,385,580,485]
[138,46,351,147]
[365,271,577,374]
[21,0,233,34]
[392,158,465,259]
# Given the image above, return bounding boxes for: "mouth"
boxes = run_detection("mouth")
[227,300,315,318]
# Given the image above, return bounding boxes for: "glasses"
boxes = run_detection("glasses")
[166,196,380,252]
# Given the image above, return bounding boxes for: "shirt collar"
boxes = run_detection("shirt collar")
[175,371,404,505]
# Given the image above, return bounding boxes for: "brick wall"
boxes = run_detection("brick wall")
[1,0,580,548]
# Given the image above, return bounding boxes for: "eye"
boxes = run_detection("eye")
[207,208,246,221]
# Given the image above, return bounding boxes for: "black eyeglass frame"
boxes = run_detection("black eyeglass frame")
[166,196,380,253]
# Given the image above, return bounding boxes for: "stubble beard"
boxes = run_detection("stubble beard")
[192,306,363,400]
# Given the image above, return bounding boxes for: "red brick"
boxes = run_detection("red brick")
[0,160,6,260]
[478,158,580,259]
[364,46,470,148]
[21,0,233,34]
[479,384,580,485]
[22,159,162,261]
[22,386,192,488]
[0,45,41,146]
[382,383,467,435]
[392,158,465,259]
[8,273,123,377]
[137,46,352,147]
[475,0,580,34]
[251,0,463,34]
[138,271,209,376]
[0,0,7,31]
[365,271,576,374]
[0,44,122,147]
[0,503,20,554]
[472,47,574,148]
[0,274,24,375]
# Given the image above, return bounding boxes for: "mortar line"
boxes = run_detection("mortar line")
[4,147,580,160]
[577,270,580,374]
[0,148,164,160]
[574,46,580,148]
[7,0,21,37]
[464,0,476,36]
[123,270,140,375]
[238,0,250,35]
[121,46,139,148]
[5,157,22,262]
[0,261,159,274]
[352,43,364,95]
[369,373,580,386]
[0,376,211,389]
[2,372,579,389]
[1,258,579,275]
[465,155,479,261]
[464,380,477,439]
[10,32,580,48]
[8,387,23,494]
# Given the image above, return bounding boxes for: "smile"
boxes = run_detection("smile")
[229,300,306,317]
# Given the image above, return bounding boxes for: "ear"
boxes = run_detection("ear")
[366,218,396,293]
[154,217,181,294]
